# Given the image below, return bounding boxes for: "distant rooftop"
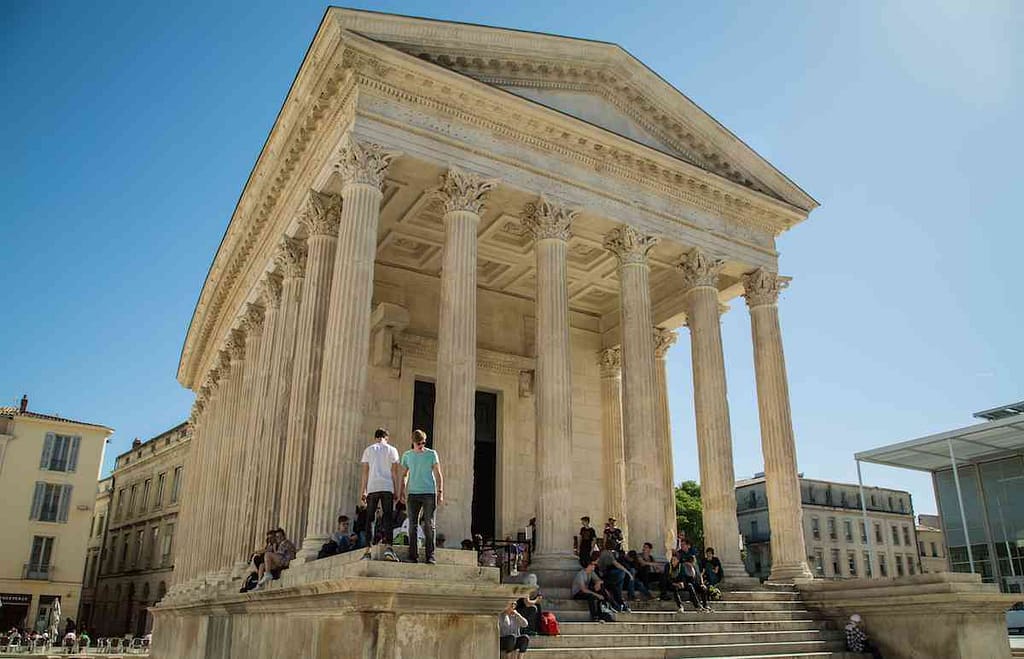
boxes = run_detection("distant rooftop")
[973,400,1024,421]
[0,396,113,433]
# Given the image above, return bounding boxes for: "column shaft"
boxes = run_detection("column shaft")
[301,138,396,557]
[654,328,679,559]
[598,349,626,538]
[231,314,265,566]
[744,269,813,582]
[171,403,203,587]
[249,285,280,540]
[218,344,247,570]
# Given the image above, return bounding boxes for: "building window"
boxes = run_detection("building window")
[902,526,911,546]
[860,521,868,544]
[899,498,906,513]
[840,491,848,507]
[141,479,151,512]
[116,488,126,520]
[128,484,138,517]
[162,523,175,566]
[919,540,925,556]
[825,488,833,505]
[891,525,900,546]
[895,555,904,577]
[30,483,73,523]
[844,520,853,542]
[149,526,160,568]
[813,549,824,576]
[807,486,816,503]
[39,434,81,472]
[96,513,106,537]
[848,551,858,576]
[154,473,166,509]
[908,556,915,575]
[870,494,877,508]
[120,534,129,568]
[879,554,888,577]
[828,517,837,540]
[931,542,938,557]
[811,517,820,540]
[108,536,118,573]
[863,551,873,577]
[134,529,145,568]
[831,549,842,577]
[170,466,183,503]
[874,523,883,544]
[27,536,55,579]
[888,496,894,511]
[750,520,759,539]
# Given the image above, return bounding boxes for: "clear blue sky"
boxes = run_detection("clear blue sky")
[3,1,1021,516]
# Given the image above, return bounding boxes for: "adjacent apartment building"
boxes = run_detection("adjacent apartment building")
[89,422,189,637]
[0,396,112,632]
[916,513,950,574]
[77,477,112,628]
[737,474,920,581]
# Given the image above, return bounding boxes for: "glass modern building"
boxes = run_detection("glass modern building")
[856,401,1024,593]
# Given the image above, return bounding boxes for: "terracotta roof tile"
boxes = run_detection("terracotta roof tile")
[0,406,113,432]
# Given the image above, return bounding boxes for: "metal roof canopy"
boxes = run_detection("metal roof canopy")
[855,414,1024,473]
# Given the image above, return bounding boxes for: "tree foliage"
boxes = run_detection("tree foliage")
[675,480,704,547]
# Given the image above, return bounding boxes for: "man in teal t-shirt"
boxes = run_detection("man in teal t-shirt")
[398,429,444,564]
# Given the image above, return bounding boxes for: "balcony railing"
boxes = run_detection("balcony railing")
[23,563,54,580]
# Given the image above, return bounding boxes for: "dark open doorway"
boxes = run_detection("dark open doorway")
[411,380,498,539]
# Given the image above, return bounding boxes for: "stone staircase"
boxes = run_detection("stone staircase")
[529,587,869,658]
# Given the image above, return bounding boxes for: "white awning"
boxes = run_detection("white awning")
[855,414,1024,473]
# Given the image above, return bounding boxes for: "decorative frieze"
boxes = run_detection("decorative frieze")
[395,332,534,376]
[742,267,788,308]
[334,134,400,190]
[521,195,578,242]
[300,190,342,237]
[436,166,497,214]
[603,226,658,266]
[677,247,724,291]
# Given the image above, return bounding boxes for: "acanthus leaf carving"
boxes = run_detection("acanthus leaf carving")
[334,134,400,190]
[598,346,622,377]
[241,303,265,335]
[521,194,578,242]
[436,166,498,215]
[742,268,788,308]
[653,327,678,359]
[259,273,283,310]
[603,226,658,266]
[300,189,342,237]
[275,236,307,279]
[677,247,724,291]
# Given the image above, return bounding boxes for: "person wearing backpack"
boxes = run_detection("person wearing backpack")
[499,600,530,656]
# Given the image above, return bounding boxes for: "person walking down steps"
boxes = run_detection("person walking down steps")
[398,429,444,564]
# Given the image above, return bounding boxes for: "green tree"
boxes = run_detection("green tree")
[675,480,704,547]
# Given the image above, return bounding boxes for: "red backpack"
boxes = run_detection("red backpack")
[538,611,560,636]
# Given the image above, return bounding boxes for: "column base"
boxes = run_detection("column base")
[529,552,581,591]
[766,561,814,585]
[718,560,760,590]
[297,535,328,563]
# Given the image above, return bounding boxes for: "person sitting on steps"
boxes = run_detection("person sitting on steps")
[571,561,608,623]
[499,600,530,656]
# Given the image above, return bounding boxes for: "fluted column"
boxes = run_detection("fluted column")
[523,196,578,571]
[216,333,248,572]
[605,226,666,557]
[300,136,398,558]
[743,268,813,582]
[192,369,223,581]
[598,347,627,541]
[280,191,340,545]
[653,328,678,558]
[202,351,233,576]
[434,167,495,541]
[678,248,744,576]
[254,272,284,536]
[171,395,205,588]
[264,239,305,531]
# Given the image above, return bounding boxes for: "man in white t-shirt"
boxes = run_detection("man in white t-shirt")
[360,427,401,561]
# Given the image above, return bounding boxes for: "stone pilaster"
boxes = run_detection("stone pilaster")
[598,347,626,542]
[604,226,666,557]
[171,395,205,588]
[522,196,578,573]
[300,136,398,559]
[263,239,305,532]
[280,191,340,546]
[678,248,744,577]
[743,268,814,582]
[434,167,496,541]
[252,273,282,539]
[653,327,678,558]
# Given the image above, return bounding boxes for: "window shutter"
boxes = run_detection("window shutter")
[58,484,73,522]
[68,436,81,472]
[30,482,45,520]
[40,433,55,469]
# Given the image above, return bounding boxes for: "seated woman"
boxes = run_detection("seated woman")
[702,547,724,587]
[499,600,530,656]
[515,577,543,635]
[681,554,712,613]
[255,528,296,590]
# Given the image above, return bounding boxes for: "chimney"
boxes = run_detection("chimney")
[19,395,28,413]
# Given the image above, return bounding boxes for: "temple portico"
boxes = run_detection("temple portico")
[164,8,822,620]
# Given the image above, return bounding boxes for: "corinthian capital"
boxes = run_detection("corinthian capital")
[202,370,220,392]
[436,166,498,215]
[653,327,678,359]
[742,268,788,308]
[521,195,577,242]
[603,226,658,266]
[241,303,265,335]
[334,134,400,190]
[226,330,246,361]
[677,247,724,291]
[275,236,307,279]
[258,272,283,309]
[300,190,342,237]
[597,347,622,377]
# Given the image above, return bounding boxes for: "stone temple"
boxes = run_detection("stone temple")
[151,8,1016,659]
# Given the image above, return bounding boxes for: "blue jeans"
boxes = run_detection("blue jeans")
[406,493,436,561]
[626,567,651,599]
[602,568,627,610]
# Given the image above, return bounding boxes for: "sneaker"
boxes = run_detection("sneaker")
[425,556,437,565]
[677,606,685,614]
[360,551,372,561]
[254,574,272,591]
[383,548,400,562]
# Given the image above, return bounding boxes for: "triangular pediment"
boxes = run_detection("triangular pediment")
[330,8,817,211]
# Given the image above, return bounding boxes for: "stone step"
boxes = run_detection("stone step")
[549,609,818,623]
[524,638,846,657]
[548,599,808,612]
[531,629,844,649]
[556,619,830,635]
[714,590,801,601]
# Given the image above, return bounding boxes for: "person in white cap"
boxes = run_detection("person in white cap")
[844,614,881,658]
